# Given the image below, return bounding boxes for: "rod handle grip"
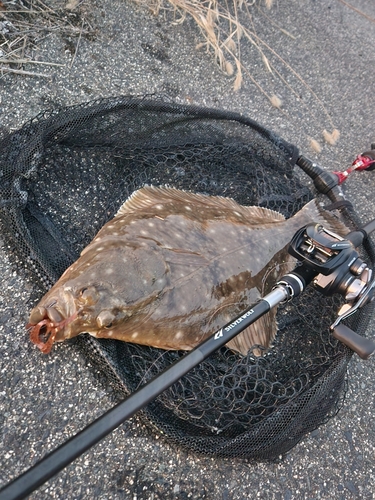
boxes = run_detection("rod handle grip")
[332,324,375,360]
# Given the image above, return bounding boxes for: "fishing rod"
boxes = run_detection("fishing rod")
[1,154,375,500]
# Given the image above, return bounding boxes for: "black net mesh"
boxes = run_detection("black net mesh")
[0,95,373,460]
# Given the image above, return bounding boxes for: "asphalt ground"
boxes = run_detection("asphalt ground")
[0,0,375,498]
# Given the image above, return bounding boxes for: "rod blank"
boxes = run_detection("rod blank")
[0,298,277,500]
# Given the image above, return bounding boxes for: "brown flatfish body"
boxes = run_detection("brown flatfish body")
[28,186,347,355]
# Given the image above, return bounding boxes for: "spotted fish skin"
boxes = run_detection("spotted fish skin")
[28,186,348,355]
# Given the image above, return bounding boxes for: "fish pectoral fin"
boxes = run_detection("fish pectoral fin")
[162,247,208,267]
[225,309,277,357]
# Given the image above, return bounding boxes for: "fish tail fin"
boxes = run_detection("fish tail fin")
[225,309,277,357]
[295,199,350,237]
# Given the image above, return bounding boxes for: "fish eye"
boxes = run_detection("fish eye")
[78,286,99,305]
[96,310,116,329]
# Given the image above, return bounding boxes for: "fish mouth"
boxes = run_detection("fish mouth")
[27,292,79,354]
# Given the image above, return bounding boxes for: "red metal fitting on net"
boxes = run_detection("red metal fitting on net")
[352,154,375,171]
[333,150,375,185]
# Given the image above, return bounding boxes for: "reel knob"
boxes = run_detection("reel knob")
[332,323,375,360]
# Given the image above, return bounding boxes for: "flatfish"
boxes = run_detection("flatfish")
[28,186,347,355]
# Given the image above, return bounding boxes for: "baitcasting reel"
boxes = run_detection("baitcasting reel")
[274,221,375,359]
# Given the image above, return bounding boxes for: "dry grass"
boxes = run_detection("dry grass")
[0,0,93,76]
[2,0,373,151]
[135,0,279,92]
[135,0,345,150]
[136,0,375,152]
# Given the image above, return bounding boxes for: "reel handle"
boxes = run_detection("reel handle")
[332,323,375,360]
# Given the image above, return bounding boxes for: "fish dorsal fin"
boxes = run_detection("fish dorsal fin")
[116,186,286,223]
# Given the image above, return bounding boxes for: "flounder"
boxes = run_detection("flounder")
[28,186,347,355]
